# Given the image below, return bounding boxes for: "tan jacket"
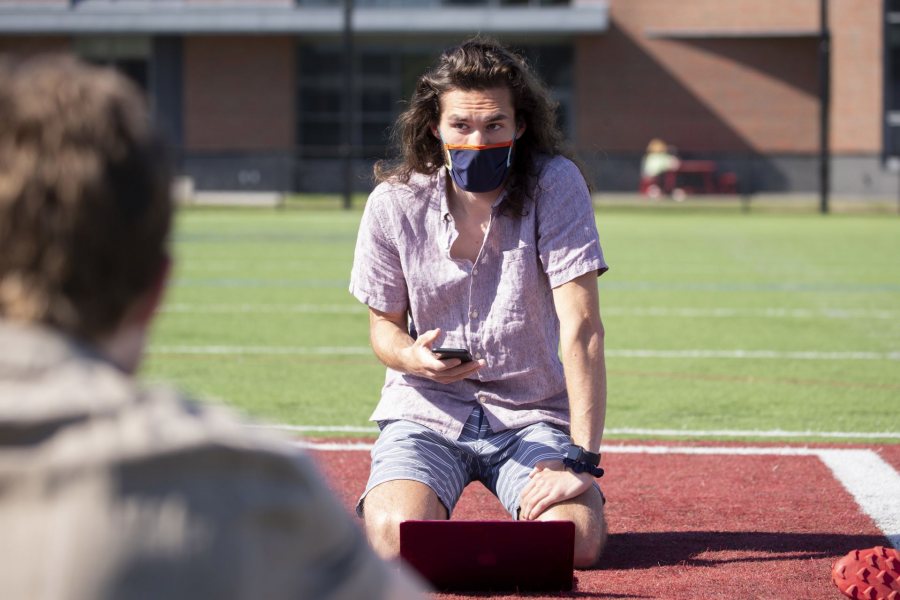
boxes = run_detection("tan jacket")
[0,321,419,600]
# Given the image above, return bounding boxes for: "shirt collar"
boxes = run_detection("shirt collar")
[439,167,451,221]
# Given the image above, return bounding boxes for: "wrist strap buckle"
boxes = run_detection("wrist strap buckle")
[563,445,605,478]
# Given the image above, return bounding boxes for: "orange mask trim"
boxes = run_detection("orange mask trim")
[443,141,514,151]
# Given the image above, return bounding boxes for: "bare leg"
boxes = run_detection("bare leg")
[536,487,607,568]
[361,479,448,560]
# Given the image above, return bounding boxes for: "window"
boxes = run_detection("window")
[297,45,343,155]
[885,4,900,159]
[297,0,571,6]
[74,36,151,91]
[297,43,438,158]
[516,43,574,136]
[296,41,574,157]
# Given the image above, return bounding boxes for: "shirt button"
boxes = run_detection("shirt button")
[470,309,478,319]
[472,267,478,276]
[475,352,483,360]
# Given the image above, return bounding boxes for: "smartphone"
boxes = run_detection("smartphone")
[432,347,474,363]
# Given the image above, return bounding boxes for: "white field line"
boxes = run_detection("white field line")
[253,425,379,433]
[160,304,898,320]
[608,349,900,360]
[602,307,900,320]
[297,441,375,452]
[162,303,364,314]
[149,345,900,361]
[817,450,900,550]
[290,439,900,548]
[255,424,900,440]
[151,345,372,356]
[605,427,900,440]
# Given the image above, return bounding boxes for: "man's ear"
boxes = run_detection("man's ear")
[98,254,173,375]
[133,254,172,328]
[516,121,526,139]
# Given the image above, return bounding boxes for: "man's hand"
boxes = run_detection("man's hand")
[518,460,595,521]
[400,328,484,384]
[368,309,484,384]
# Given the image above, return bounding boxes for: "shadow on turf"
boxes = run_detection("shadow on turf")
[598,531,887,569]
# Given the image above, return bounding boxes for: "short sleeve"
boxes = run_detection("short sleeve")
[349,185,409,314]
[535,157,609,288]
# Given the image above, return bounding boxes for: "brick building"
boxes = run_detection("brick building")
[0,0,895,196]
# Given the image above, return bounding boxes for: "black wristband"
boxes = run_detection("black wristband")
[563,445,605,478]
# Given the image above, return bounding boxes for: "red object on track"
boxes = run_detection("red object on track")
[832,546,900,600]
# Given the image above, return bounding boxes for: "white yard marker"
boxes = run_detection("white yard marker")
[151,345,372,356]
[161,304,899,320]
[150,345,900,361]
[254,424,378,433]
[257,424,900,440]
[607,427,900,440]
[817,449,900,550]
[601,307,900,320]
[607,349,900,361]
[162,303,365,314]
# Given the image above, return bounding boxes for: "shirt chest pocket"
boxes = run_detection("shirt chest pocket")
[493,246,538,322]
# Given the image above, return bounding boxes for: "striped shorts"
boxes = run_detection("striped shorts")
[356,405,582,519]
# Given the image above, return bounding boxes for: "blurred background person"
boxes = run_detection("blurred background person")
[0,54,424,600]
[640,138,680,199]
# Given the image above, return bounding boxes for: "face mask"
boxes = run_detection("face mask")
[442,136,515,193]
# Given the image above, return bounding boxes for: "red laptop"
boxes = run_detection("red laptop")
[399,520,575,592]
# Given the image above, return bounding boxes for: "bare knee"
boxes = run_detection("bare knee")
[573,511,607,568]
[361,480,447,560]
[538,489,607,569]
[363,505,404,560]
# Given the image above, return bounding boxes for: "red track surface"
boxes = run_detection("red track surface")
[310,440,896,600]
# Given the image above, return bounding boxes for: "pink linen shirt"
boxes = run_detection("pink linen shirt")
[350,155,608,439]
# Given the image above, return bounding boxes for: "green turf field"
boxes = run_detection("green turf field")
[142,203,900,443]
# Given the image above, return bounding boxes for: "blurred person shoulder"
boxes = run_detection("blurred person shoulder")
[0,318,295,467]
[0,320,425,600]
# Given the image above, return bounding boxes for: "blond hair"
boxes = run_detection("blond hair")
[646,138,668,154]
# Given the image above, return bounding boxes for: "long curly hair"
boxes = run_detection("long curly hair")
[374,36,582,216]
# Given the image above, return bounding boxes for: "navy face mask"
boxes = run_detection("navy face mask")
[443,136,515,193]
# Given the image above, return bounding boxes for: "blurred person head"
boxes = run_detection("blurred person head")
[375,35,582,216]
[0,54,172,372]
[646,138,668,155]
